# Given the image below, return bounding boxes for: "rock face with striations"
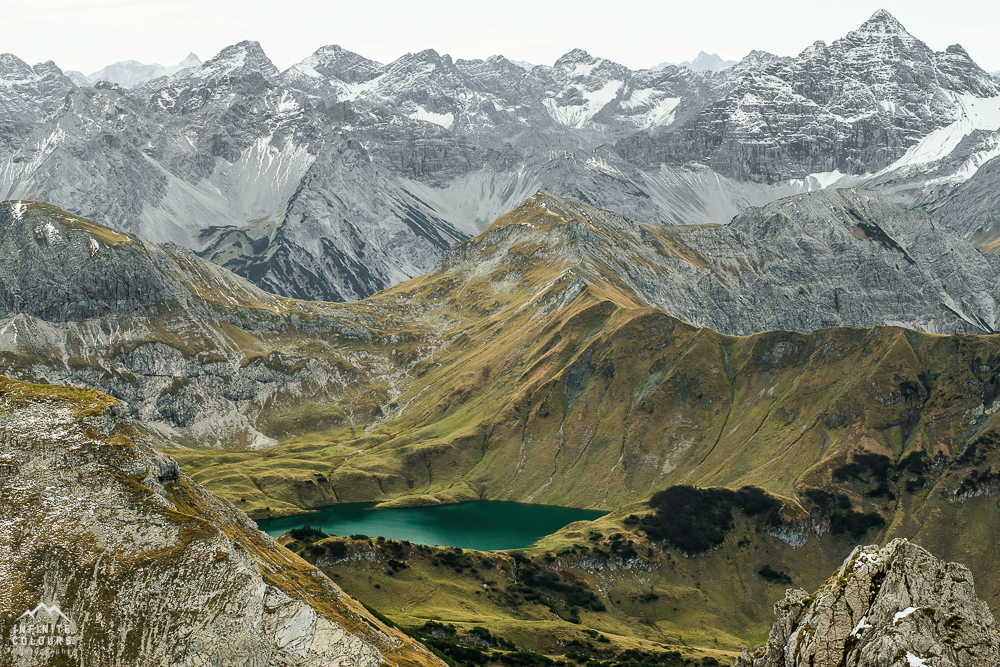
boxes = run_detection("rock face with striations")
[734,539,1000,667]
[0,376,442,667]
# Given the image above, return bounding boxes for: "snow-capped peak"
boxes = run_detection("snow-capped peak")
[201,40,278,80]
[554,49,596,68]
[0,53,36,81]
[849,9,918,44]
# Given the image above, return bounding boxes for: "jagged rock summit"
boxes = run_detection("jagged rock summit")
[734,539,1000,667]
[0,53,75,122]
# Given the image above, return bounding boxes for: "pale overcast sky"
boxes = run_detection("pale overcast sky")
[5,0,999,75]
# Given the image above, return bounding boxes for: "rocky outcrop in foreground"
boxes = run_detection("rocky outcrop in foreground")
[0,376,442,667]
[734,539,1000,667]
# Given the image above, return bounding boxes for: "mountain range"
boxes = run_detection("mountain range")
[652,52,738,73]
[66,53,203,88]
[2,11,998,306]
[6,8,1000,665]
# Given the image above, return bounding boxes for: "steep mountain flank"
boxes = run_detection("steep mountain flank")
[0,199,277,321]
[0,376,441,667]
[926,154,1000,250]
[734,539,1000,667]
[0,199,447,450]
[458,188,1000,336]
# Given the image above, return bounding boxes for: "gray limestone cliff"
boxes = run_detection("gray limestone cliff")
[733,539,1000,667]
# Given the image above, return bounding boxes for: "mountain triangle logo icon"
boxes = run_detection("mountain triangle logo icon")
[17,602,71,623]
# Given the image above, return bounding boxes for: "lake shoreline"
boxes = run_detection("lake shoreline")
[256,500,608,551]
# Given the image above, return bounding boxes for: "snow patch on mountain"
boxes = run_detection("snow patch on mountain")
[407,106,455,129]
[543,79,623,128]
[886,93,1000,171]
[804,170,851,189]
[639,96,681,129]
[209,135,316,221]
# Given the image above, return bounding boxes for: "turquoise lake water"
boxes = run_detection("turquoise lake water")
[256,500,607,551]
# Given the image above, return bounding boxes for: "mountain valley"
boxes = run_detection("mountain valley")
[3,7,1000,667]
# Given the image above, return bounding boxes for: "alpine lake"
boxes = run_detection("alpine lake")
[257,500,607,551]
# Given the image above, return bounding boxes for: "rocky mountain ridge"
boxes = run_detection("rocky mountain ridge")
[467,188,1000,335]
[2,11,998,305]
[734,539,1000,667]
[0,375,441,667]
[617,10,1000,183]
[0,198,447,449]
[278,43,783,152]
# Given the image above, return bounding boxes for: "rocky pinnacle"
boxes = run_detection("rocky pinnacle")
[734,539,1000,667]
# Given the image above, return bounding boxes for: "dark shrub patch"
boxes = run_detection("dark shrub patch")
[289,524,327,543]
[833,453,892,483]
[803,489,885,540]
[307,539,348,560]
[804,489,852,512]
[829,510,885,539]
[638,485,783,555]
[507,555,606,613]
[758,565,793,585]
